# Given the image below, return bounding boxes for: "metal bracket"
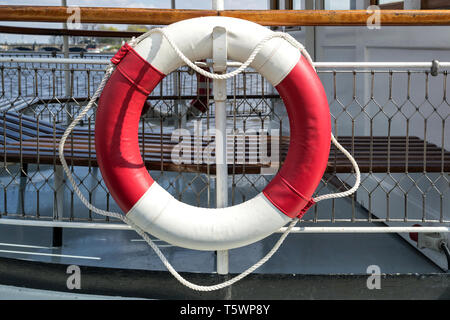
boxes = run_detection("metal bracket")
[418,232,448,253]
[212,26,227,101]
[212,26,227,73]
[431,59,440,77]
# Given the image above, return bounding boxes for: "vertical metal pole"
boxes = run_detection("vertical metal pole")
[18,163,28,214]
[212,23,229,275]
[212,0,224,10]
[268,0,278,125]
[53,0,69,247]
[62,1,70,122]
[171,0,184,200]
[304,0,316,60]
[284,0,293,10]
[53,165,64,247]
[171,0,180,128]
[269,0,279,10]
[62,0,70,99]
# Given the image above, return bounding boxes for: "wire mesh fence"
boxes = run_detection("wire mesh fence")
[0,56,448,225]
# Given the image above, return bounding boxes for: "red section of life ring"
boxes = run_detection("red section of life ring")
[263,56,331,217]
[95,42,330,218]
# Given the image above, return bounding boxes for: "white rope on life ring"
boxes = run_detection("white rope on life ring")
[59,16,361,291]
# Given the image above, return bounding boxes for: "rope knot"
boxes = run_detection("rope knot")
[111,43,132,65]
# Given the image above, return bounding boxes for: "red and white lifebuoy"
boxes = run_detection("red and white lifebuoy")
[95,17,331,251]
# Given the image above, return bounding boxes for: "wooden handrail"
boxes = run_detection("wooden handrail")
[0,6,215,25]
[0,25,142,38]
[225,9,450,25]
[0,6,450,26]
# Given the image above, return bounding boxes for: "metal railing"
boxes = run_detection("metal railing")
[0,55,448,233]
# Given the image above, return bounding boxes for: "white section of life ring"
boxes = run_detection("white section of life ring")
[133,16,300,86]
[127,184,291,251]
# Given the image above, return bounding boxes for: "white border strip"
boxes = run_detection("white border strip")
[1,57,450,69]
[0,242,56,249]
[0,249,100,260]
[0,219,448,233]
[0,219,132,230]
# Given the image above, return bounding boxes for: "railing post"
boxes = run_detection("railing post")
[304,0,317,60]
[18,163,28,215]
[53,165,64,246]
[212,25,229,276]
[52,0,69,247]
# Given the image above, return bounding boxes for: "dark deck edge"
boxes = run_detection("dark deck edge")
[0,256,449,300]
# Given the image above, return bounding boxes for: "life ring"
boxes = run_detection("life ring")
[95,17,331,251]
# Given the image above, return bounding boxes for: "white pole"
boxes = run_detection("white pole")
[212,0,224,10]
[212,24,229,275]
